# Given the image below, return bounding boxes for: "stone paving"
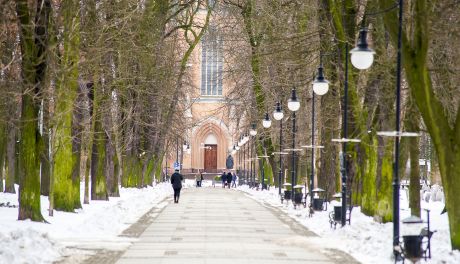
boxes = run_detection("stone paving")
[114,188,358,264]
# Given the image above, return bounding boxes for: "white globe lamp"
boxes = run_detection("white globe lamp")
[350,28,375,70]
[273,102,284,121]
[287,88,300,112]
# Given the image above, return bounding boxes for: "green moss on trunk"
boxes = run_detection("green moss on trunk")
[154,155,163,183]
[144,159,154,187]
[90,119,108,200]
[122,155,142,187]
[18,95,44,221]
[53,0,81,211]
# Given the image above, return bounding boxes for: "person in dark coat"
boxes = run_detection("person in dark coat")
[170,169,183,203]
[221,171,227,188]
[226,172,232,188]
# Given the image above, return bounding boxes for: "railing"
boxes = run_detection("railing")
[180,168,225,174]
[178,168,226,180]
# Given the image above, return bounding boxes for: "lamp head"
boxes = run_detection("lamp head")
[312,66,329,95]
[287,88,300,112]
[273,102,284,121]
[350,27,375,70]
[262,112,272,128]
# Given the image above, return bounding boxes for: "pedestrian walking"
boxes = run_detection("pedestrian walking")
[195,173,200,187]
[221,171,227,188]
[226,172,232,188]
[200,172,204,187]
[231,172,237,188]
[170,169,183,203]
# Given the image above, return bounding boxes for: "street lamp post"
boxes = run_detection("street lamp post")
[310,92,316,203]
[287,88,300,202]
[250,124,258,188]
[349,0,408,255]
[176,137,179,164]
[250,138,253,188]
[317,47,362,224]
[242,135,246,185]
[393,0,404,252]
[261,113,272,190]
[342,44,350,227]
[273,102,284,196]
[253,140,256,188]
[236,142,241,184]
[310,62,330,201]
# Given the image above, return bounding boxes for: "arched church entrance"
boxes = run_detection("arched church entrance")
[191,120,232,173]
[203,134,218,172]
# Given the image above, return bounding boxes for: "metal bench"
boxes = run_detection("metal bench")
[329,205,353,229]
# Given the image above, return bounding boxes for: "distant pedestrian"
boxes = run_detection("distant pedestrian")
[221,171,227,188]
[195,174,200,187]
[200,172,204,187]
[170,169,183,203]
[226,172,232,188]
[231,172,237,188]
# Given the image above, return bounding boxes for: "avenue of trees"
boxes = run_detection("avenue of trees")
[1,0,459,250]
[1,0,212,218]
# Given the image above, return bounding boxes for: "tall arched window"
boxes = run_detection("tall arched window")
[201,26,223,96]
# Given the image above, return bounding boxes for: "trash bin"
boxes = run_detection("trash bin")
[334,206,342,222]
[313,198,324,210]
[284,190,292,200]
[294,192,303,204]
[403,235,423,262]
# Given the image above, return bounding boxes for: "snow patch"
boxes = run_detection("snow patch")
[0,182,174,263]
[238,185,460,264]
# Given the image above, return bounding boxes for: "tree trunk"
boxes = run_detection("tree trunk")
[15,0,51,222]
[90,117,108,200]
[106,133,119,196]
[4,119,16,194]
[52,0,82,211]
[40,98,50,196]
[18,95,44,221]
[405,98,421,217]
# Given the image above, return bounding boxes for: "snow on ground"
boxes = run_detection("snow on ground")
[1,179,458,264]
[0,180,195,264]
[238,185,460,264]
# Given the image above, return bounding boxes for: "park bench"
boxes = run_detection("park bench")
[329,205,353,229]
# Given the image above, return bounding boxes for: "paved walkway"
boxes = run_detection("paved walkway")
[113,188,358,264]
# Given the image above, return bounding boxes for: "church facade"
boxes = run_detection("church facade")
[165,19,239,175]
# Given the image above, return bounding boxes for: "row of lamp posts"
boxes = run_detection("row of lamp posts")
[232,0,421,258]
